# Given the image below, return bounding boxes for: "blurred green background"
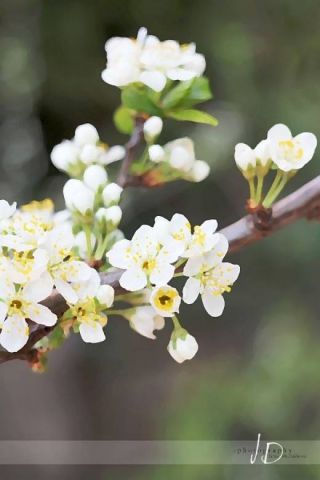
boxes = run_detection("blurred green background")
[1,0,320,478]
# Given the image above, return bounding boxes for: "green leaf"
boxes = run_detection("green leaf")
[167,109,218,126]
[161,77,213,110]
[113,106,135,134]
[161,80,194,109]
[121,85,161,115]
[179,77,213,107]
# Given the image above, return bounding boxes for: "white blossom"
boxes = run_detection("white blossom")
[0,276,57,352]
[102,28,205,92]
[150,285,181,317]
[267,123,317,172]
[183,234,240,317]
[51,124,125,173]
[107,225,180,291]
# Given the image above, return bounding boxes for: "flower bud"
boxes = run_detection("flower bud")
[80,144,102,164]
[189,160,210,182]
[51,141,79,171]
[166,138,195,172]
[167,331,198,363]
[254,139,270,167]
[143,116,163,141]
[102,183,123,205]
[74,123,99,147]
[149,145,165,163]
[96,285,115,308]
[63,179,95,215]
[101,145,126,165]
[96,206,122,226]
[234,143,256,171]
[83,165,108,191]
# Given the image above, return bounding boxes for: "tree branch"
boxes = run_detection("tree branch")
[1,175,320,365]
[117,117,145,188]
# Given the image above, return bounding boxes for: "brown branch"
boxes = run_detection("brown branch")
[1,175,320,366]
[117,116,145,188]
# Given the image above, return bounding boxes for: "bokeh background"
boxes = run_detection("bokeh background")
[1,0,320,478]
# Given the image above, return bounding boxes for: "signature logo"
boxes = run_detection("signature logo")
[250,433,284,464]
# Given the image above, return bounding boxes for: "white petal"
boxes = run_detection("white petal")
[200,219,218,235]
[79,322,106,343]
[150,262,174,286]
[267,123,292,142]
[0,315,29,352]
[25,303,57,327]
[55,279,78,304]
[183,256,203,276]
[295,132,317,162]
[213,262,240,284]
[153,216,170,243]
[176,335,198,360]
[23,272,54,303]
[96,285,114,308]
[204,234,229,267]
[107,239,132,269]
[167,68,196,81]
[183,277,201,304]
[120,268,147,292]
[140,71,167,92]
[202,290,225,317]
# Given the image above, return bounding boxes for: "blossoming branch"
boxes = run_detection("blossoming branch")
[0,27,317,371]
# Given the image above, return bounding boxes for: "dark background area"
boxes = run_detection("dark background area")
[1,0,320,478]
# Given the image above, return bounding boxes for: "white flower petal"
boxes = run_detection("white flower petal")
[55,279,79,304]
[267,123,292,142]
[23,272,54,303]
[0,315,29,352]
[201,290,225,317]
[120,268,147,292]
[140,71,167,92]
[25,303,57,327]
[294,132,317,162]
[183,277,201,304]
[183,256,203,276]
[150,262,175,286]
[107,239,132,269]
[79,322,106,343]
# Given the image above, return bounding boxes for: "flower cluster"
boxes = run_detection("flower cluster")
[107,214,239,363]
[102,27,205,92]
[148,136,210,183]
[0,199,115,352]
[235,123,317,207]
[51,123,125,177]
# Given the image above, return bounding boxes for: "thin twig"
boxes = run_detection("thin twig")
[117,117,145,188]
[1,175,320,365]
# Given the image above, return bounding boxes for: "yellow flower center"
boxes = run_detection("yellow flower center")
[153,288,178,312]
[278,140,304,162]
